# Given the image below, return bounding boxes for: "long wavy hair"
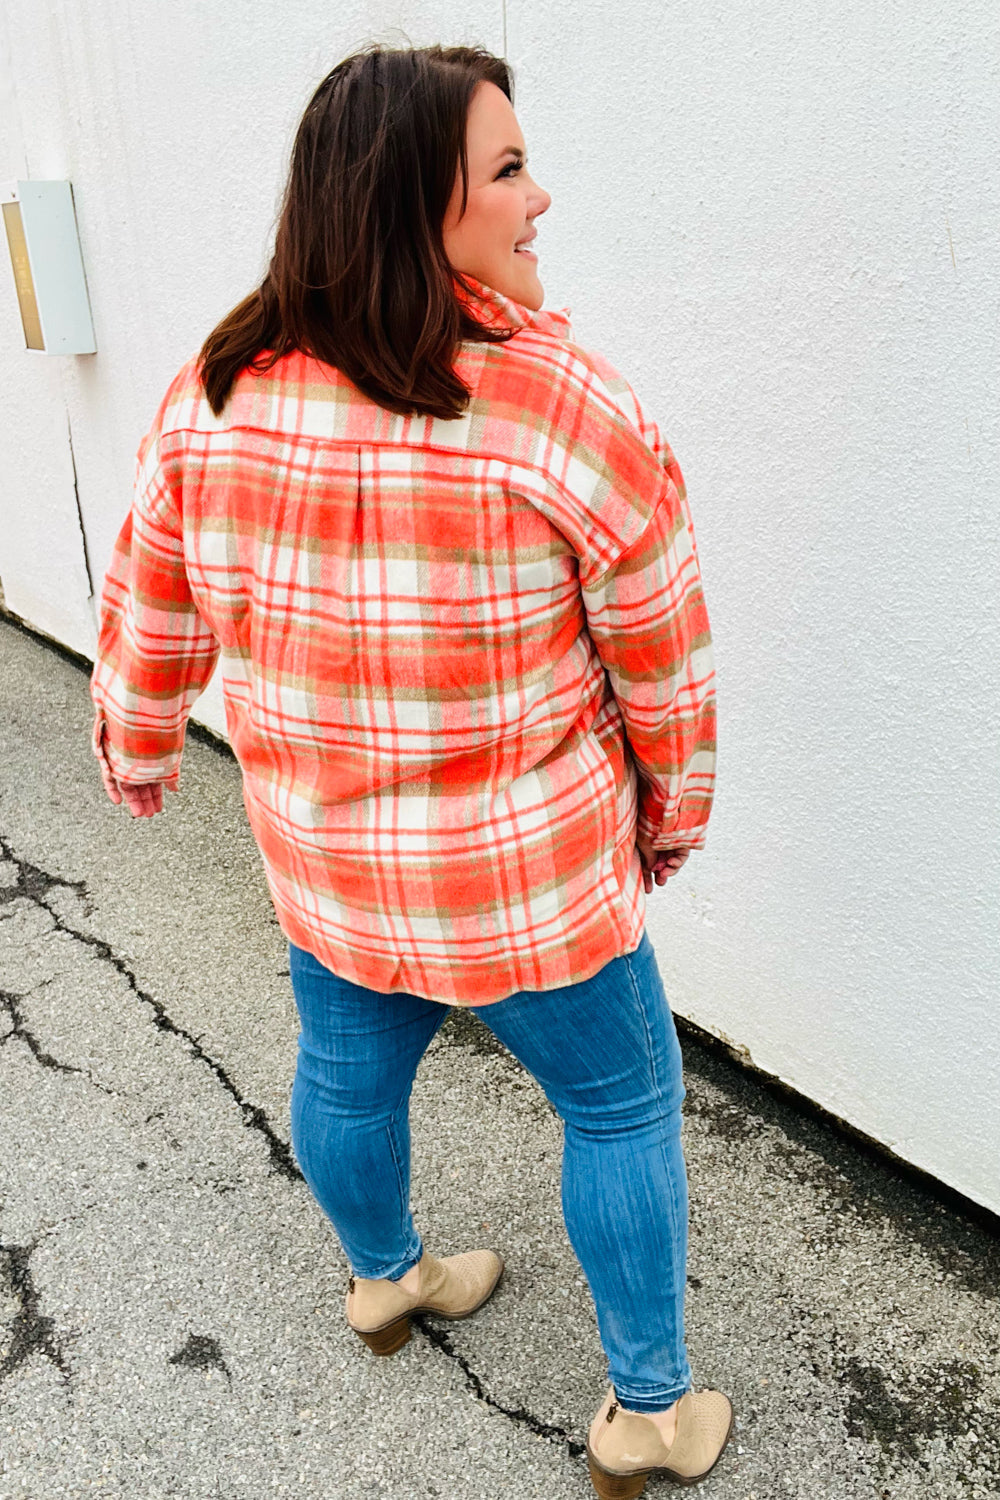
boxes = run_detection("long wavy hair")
[197,44,517,421]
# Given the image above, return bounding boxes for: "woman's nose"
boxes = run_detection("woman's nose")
[529,178,552,218]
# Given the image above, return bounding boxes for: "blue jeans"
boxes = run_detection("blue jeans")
[288,928,693,1412]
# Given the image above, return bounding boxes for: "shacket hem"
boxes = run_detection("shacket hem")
[270,886,647,1008]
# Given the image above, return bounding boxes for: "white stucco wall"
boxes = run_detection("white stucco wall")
[1,2,997,1212]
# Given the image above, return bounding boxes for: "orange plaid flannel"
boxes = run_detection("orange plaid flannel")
[91,277,715,1004]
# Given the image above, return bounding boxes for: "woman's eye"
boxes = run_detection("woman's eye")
[497,159,524,179]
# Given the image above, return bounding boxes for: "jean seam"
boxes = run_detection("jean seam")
[619,940,691,1405]
[625,943,664,1120]
[384,1000,452,1272]
[385,1096,414,1254]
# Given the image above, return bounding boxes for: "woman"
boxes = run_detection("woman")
[91,44,730,1497]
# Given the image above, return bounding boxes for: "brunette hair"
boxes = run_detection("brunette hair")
[197,44,516,420]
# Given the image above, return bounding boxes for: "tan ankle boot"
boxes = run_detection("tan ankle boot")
[586,1384,734,1497]
[345,1247,504,1356]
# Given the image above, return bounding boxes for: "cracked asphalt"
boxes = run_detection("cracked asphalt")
[1,614,998,1500]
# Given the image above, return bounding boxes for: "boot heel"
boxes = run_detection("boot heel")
[586,1454,651,1500]
[354,1315,411,1356]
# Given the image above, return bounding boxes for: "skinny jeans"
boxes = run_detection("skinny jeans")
[288,927,693,1413]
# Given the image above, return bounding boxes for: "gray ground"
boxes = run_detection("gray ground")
[0,614,997,1500]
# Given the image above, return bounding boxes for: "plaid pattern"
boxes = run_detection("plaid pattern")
[91,277,715,1004]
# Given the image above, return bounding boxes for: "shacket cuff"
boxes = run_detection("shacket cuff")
[636,807,708,853]
[92,711,182,792]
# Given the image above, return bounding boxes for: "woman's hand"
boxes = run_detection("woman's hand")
[636,833,690,894]
[99,761,165,818]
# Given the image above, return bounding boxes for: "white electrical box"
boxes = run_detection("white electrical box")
[1,180,96,354]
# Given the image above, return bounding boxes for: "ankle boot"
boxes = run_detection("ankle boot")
[345,1247,504,1356]
[586,1384,734,1497]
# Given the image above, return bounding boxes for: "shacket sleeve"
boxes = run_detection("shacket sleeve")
[564,353,716,852]
[90,420,220,790]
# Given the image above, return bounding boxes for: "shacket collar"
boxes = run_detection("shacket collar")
[454,274,572,340]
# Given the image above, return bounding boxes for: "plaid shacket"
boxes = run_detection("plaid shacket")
[91,277,715,1005]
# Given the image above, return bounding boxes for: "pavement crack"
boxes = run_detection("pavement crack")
[0,984,119,1096]
[0,832,301,1183]
[1,986,84,1077]
[0,1240,72,1389]
[1,832,570,1458]
[412,1315,585,1458]
[0,851,89,914]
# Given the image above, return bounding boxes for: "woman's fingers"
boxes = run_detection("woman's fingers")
[120,784,147,817]
[652,849,690,883]
[99,763,123,805]
[119,781,165,818]
[639,844,691,891]
[100,767,166,817]
[638,838,691,891]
